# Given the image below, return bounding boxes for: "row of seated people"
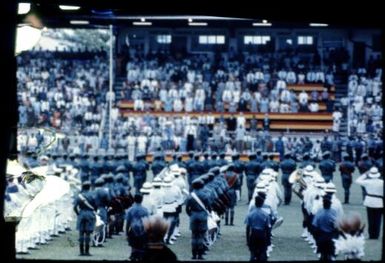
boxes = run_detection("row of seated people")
[120,52,336,113]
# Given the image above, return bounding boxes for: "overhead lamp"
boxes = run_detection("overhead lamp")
[188,22,208,26]
[141,17,146,22]
[18,3,31,15]
[188,18,193,22]
[70,20,90,25]
[262,19,268,24]
[59,5,81,10]
[309,23,328,27]
[133,21,152,26]
[253,22,272,27]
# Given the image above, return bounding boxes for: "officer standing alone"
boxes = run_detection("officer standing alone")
[280,152,297,205]
[73,181,97,256]
[355,167,383,239]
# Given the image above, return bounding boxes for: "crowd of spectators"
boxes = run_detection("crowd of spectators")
[117,49,335,114]
[17,50,109,154]
[16,47,382,164]
[347,69,382,136]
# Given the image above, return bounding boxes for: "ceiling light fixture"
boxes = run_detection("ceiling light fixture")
[133,21,152,26]
[253,22,272,27]
[59,5,81,10]
[188,22,208,26]
[70,20,90,25]
[309,23,328,27]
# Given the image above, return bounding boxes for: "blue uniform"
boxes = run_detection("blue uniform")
[319,158,335,182]
[73,188,96,255]
[245,159,262,202]
[339,160,355,203]
[151,159,166,177]
[185,188,210,259]
[132,160,149,192]
[280,157,297,205]
[312,208,338,260]
[125,203,149,261]
[245,206,271,261]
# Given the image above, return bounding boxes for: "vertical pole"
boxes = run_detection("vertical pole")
[108,25,113,149]
[347,97,351,136]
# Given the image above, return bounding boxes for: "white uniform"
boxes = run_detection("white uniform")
[356,175,384,208]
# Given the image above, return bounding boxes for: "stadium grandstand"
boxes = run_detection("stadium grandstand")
[1,1,383,262]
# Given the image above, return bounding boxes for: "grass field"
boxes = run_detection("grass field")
[18,167,383,261]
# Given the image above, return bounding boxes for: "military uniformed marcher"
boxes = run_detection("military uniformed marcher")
[232,153,245,200]
[185,179,211,260]
[339,153,355,204]
[223,164,240,226]
[280,152,297,205]
[318,151,335,182]
[73,181,97,256]
[125,193,149,261]
[311,195,338,261]
[132,154,149,193]
[245,153,261,202]
[245,194,271,261]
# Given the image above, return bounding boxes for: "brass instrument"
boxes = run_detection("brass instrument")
[288,169,307,199]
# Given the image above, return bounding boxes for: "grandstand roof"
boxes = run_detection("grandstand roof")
[22,0,383,29]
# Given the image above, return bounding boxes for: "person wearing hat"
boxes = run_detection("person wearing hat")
[280,152,297,205]
[151,177,165,217]
[208,152,218,170]
[151,153,166,177]
[354,137,365,164]
[73,181,97,256]
[162,176,183,245]
[311,194,339,261]
[245,153,262,202]
[125,193,149,261]
[355,167,383,239]
[185,179,211,260]
[217,152,228,167]
[223,164,240,226]
[209,167,231,213]
[175,154,187,169]
[300,152,314,169]
[79,153,91,183]
[171,170,187,239]
[202,152,211,174]
[318,151,335,182]
[255,149,263,163]
[232,152,245,201]
[141,182,156,216]
[245,194,271,261]
[357,153,375,200]
[261,153,269,170]
[132,154,149,193]
[324,182,344,220]
[187,153,204,188]
[185,151,195,169]
[267,153,279,172]
[339,154,356,204]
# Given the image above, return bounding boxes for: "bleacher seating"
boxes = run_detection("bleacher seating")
[118,110,333,131]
